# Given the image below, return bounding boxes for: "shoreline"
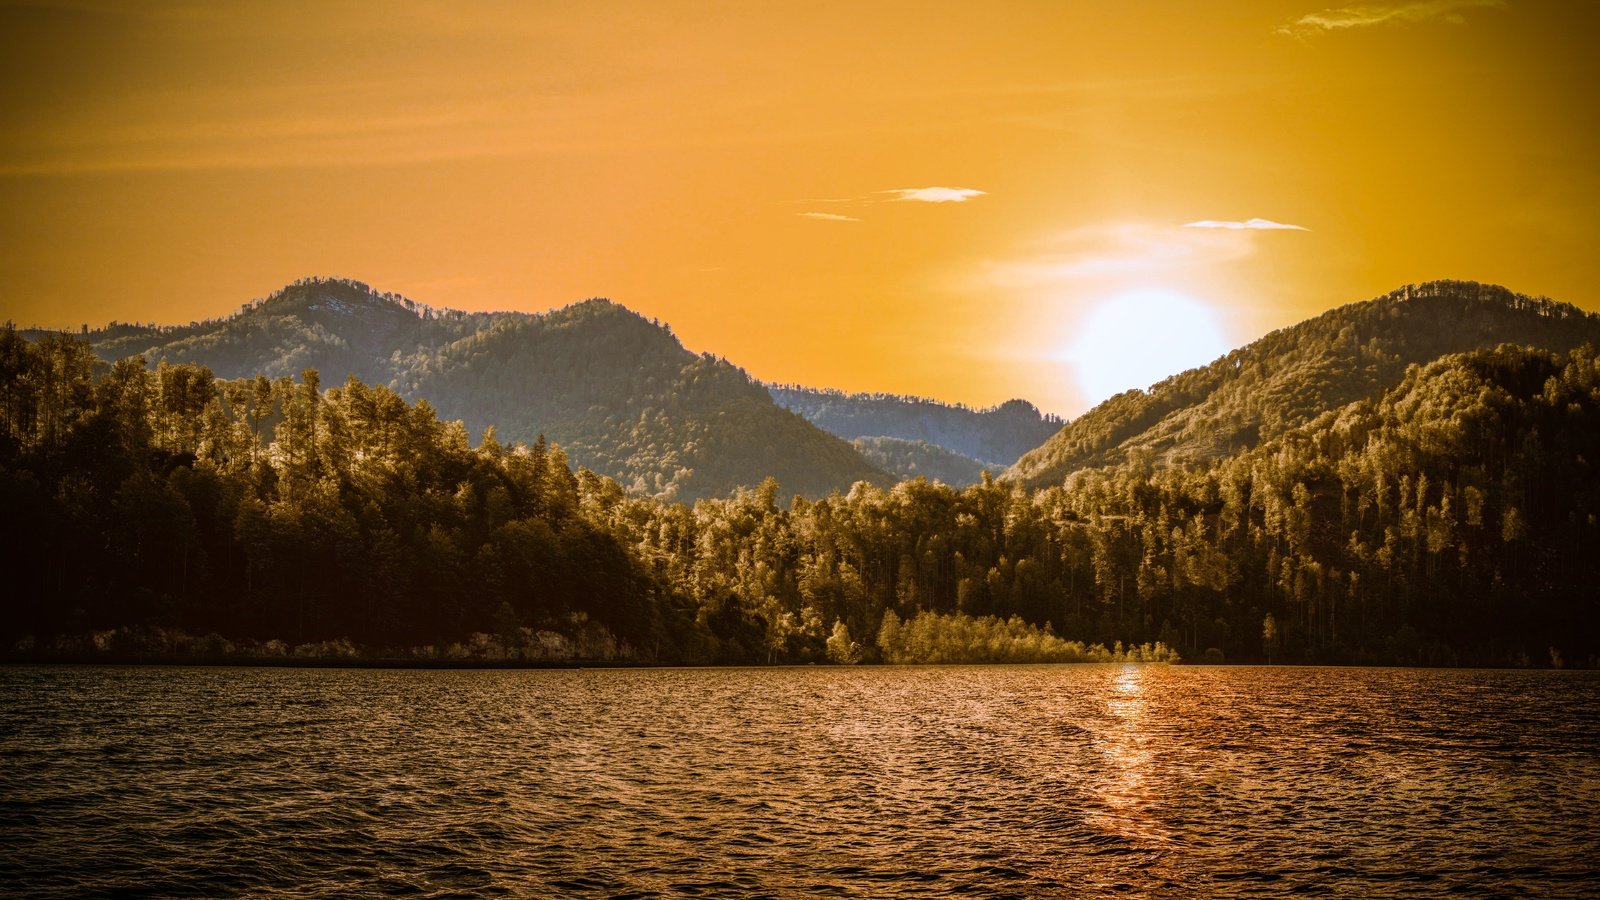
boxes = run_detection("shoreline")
[1,654,1587,672]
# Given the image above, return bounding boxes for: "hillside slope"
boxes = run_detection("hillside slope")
[1008,280,1600,487]
[397,298,886,500]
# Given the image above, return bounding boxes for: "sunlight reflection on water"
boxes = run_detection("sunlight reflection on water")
[1087,664,1168,848]
[2,664,1599,897]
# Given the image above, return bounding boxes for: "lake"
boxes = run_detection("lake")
[2,664,1598,897]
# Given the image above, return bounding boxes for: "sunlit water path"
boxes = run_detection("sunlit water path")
[3,664,1598,897]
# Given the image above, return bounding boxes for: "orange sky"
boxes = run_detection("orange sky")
[1,0,1595,416]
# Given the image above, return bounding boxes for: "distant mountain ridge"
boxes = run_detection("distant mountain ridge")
[768,386,1063,477]
[1007,280,1600,487]
[56,277,887,501]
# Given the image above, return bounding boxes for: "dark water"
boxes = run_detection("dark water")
[2,665,1598,898]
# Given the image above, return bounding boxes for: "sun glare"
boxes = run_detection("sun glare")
[1068,289,1230,407]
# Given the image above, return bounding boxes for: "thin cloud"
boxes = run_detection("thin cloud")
[884,187,986,203]
[786,186,987,220]
[793,187,988,204]
[1184,218,1309,231]
[1278,0,1505,39]
[975,222,1259,289]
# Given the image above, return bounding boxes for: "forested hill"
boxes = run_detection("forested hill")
[769,387,1063,471]
[46,278,886,501]
[394,299,886,500]
[5,329,1598,667]
[1008,281,1600,488]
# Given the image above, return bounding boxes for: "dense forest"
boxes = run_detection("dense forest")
[4,290,1598,666]
[850,436,994,486]
[46,279,888,502]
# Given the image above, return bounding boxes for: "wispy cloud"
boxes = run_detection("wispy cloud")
[795,187,988,205]
[787,186,986,222]
[884,187,986,203]
[1184,218,1309,231]
[1278,0,1505,39]
[974,222,1259,289]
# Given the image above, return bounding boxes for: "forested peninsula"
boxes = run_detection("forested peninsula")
[4,284,1599,668]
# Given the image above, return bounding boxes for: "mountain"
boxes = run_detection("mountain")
[8,327,1597,667]
[8,279,1600,667]
[768,386,1063,471]
[1008,280,1600,488]
[57,277,887,501]
[394,299,886,500]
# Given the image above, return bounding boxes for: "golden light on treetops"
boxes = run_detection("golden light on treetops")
[1,0,1594,416]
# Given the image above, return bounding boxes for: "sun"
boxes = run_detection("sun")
[1067,289,1231,407]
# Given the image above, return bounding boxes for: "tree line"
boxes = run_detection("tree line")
[2,328,1596,666]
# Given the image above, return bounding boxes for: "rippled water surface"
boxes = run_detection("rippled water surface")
[3,664,1599,897]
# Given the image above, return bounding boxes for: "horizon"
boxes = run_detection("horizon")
[2,1,1595,417]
